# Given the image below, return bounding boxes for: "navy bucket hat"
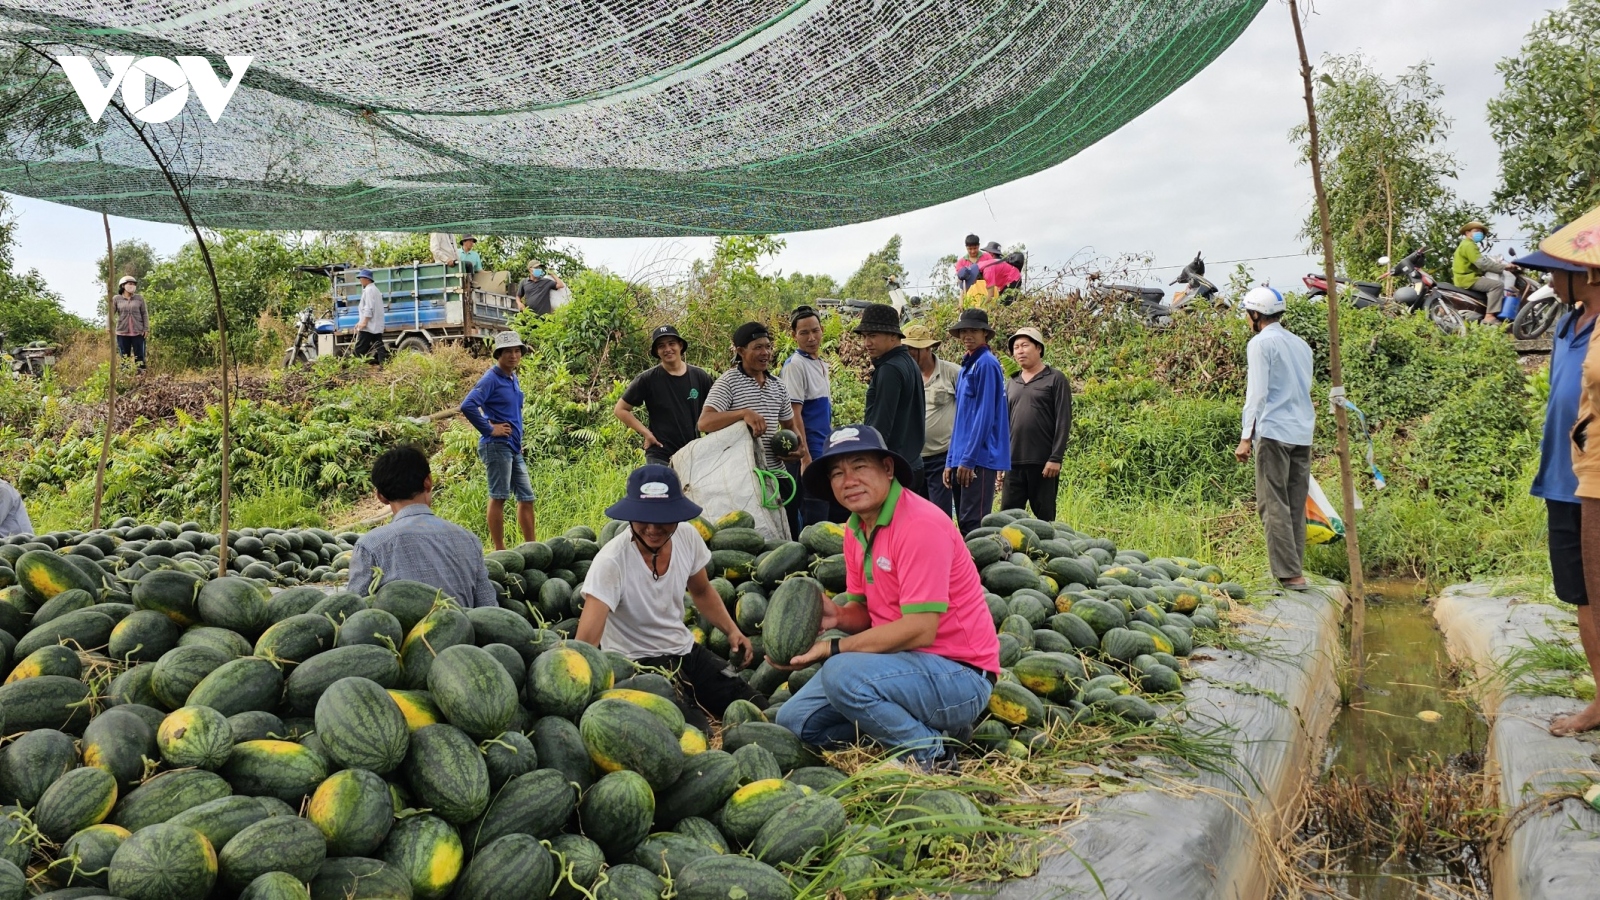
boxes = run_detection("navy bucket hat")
[605,465,702,524]
[801,424,913,499]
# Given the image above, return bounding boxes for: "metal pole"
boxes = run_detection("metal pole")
[91,213,116,529]
[1288,0,1367,673]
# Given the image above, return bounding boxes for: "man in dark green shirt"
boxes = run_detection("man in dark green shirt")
[856,304,926,493]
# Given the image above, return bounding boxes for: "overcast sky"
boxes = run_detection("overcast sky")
[9,0,1552,320]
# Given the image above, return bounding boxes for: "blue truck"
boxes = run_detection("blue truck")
[293,262,520,361]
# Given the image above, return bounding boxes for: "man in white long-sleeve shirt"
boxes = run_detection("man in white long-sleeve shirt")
[0,480,32,539]
[1234,286,1314,588]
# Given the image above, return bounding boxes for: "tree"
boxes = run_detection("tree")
[0,195,83,344]
[1292,56,1484,279]
[1489,0,1600,235]
[94,239,159,307]
[842,236,909,303]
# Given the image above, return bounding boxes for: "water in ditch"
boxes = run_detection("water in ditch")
[1304,577,1491,898]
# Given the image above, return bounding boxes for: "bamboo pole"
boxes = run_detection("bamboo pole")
[1289,0,1367,673]
[91,212,116,529]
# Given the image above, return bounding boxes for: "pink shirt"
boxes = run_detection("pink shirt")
[843,481,1000,673]
[981,258,1020,289]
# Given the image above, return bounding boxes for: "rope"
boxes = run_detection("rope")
[754,467,797,510]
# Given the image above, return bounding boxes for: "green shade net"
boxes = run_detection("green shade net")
[0,0,1263,236]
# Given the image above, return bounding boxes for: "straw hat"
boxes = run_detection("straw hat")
[1539,205,1600,272]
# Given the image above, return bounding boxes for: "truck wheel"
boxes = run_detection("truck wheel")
[397,336,430,355]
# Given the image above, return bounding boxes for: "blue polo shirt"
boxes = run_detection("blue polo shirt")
[460,365,525,455]
[1533,311,1594,505]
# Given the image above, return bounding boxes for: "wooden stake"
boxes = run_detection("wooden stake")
[1289,0,1367,673]
[91,212,116,529]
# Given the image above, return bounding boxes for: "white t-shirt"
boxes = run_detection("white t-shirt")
[359,283,385,334]
[581,524,711,659]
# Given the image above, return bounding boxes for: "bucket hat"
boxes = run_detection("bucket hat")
[357,269,375,281]
[649,324,688,358]
[948,307,994,336]
[1459,221,1488,236]
[1007,326,1046,352]
[459,236,476,246]
[852,303,903,336]
[491,331,531,357]
[801,425,913,500]
[902,323,940,349]
[605,465,702,524]
[1540,206,1600,272]
[982,241,1004,256]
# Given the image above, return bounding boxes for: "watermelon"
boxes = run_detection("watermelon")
[732,742,782,784]
[580,699,685,791]
[284,644,402,715]
[481,731,539,791]
[308,592,366,622]
[386,689,442,732]
[186,655,284,717]
[32,588,95,625]
[241,870,314,900]
[595,863,664,900]
[228,710,287,743]
[178,625,254,658]
[13,608,115,659]
[426,644,518,739]
[716,778,807,845]
[653,750,740,828]
[461,768,577,853]
[34,766,118,841]
[721,722,815,773]
[112,769,232,832]
[548,833,605,900]
[314,677,409,774]
[166,796,272,851]
[370,580,443,632]
[58,824,128,888]
[579,769,654,859]
[266,586,326,622]
[306,858,410,900]
[627,832,717,878]
[338,608,405,649]
[378,813,461,900]
[107,823,218,900]
[157,706,234,770]
[674,816,729,853]
[255,614,336,663]
[217,815,327,893]
[131,569,207,625]
[108,610,183,663]
[452,833,555,900]
[530,716,594,791]
[16,550,98,604]
[83,707,158,789]
[760,577,824,665]
[403,725,489,824]
[0,809,30,871]
[987,681,1045,727]
[4,644,80,683]
[752,793,847,867]
[220,740,328,803]
[528,646,593,720]
[597,688,685,737]
[308,768,394,856]
[754,542,808,587]
[197,577,272,637]
[0,728,76,806]
[675,855,794,900]
[150,645,230,711]
[398,604,474,689]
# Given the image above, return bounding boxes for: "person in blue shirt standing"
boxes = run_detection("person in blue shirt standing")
[783,306,836,526]
[1520,245,1600,735]
[945,308,1010,535]
[461,331,536,549]
[1234,286,1315,588]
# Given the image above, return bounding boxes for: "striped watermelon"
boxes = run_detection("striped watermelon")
[452,833,555,900]
[403,725,489,824]
[106,823,218,900]
[219,740,328,803]
[58,824,129,889]
[579,699,685,790]
[157,706,234,770]
[527,647,593,720]
[380,813,464,900]
[217,815,327,893]
[34,765,118,841]
[461,768,576,853]
[308,768,395,857]
[314,677,409,774]
[426,645,518,740]
[578,769,654,860]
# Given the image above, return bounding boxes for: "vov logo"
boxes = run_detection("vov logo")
[57,56,252,124]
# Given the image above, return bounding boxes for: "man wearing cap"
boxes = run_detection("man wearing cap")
[461,331,536,549]
[1533,211,1600,735]
[577,465,767,729]
[905,324,961,518]
[346,445,498,607]
[773,424,999,770]
[856,304,926,493]
[1235,286,1314,589]
[615,325,714,466]
[1003,327,1072,521]
[1452,221,1514,325]
[700,322,809,536]
[514,260,567,316]
[783,306,837,525]
[352,269,389,364]
[457,236,483,275]
[945,308,1010,535]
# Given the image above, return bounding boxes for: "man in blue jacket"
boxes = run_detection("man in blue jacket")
[945,308,1010,535]
[461,331,535,549]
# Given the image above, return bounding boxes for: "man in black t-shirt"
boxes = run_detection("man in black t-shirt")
[514,260,566,315]
[614,325,714,465]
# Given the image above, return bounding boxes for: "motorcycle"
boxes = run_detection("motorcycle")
[1302,272,1383,308]
[1510,281,1564,340]
[1084,275,1172,328]
[1169,252,1229,312]
[0,330,56,378]
[283,307,322,368]
[1423,245,1534,335]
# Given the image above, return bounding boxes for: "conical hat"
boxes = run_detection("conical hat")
[1540,205,1600,269]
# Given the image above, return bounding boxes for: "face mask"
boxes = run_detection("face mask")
[1471,232,1485,244]
[532,269,545,278]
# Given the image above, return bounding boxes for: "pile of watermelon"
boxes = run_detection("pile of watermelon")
[0,506,1242,900]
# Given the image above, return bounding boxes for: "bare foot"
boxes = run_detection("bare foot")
[1550,700,1600,736]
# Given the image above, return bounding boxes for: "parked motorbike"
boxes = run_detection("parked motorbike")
[1085,276,1172,328]
[1510,282,1564,340]
[0,330,56,377]
[283,307,321,368]
[1302,272,1383,307]
[1169,252,1229,311]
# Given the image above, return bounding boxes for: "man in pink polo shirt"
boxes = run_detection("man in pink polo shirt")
[772,424,999,770]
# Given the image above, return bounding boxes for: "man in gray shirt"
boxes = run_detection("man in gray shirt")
[0,480,32,538]
[346,445,497,606]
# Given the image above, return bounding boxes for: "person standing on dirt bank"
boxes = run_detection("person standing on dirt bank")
[614,324,713,466]
[945,308,1010,535]
[773,424,999,772]
[461,331,536,549]
[0,479,32,539]
[576,464,768,729]
[352,269,388,364]
[904,324,961,519]
[112,276,148,373]
[1531,212,1600,735]
[514,260,566,316]
[1235,286,1314,589]
[1002,327,1071,521]
[699,322,809,537]
[782,306,837,526]
[857,304,926,494]
[1452,221,1514,326]
[346,445,497,607]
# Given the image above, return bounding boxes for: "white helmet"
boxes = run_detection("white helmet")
[1241,285,1284,316]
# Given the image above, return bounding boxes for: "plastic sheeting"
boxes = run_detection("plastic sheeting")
[672,422,790,541]
[992,583,1346,900]
[1434,583,1600,900]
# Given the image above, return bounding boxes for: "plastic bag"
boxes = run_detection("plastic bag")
[1306,476,1344,545]
[672,423,790,541]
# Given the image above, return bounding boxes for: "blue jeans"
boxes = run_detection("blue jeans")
[922,453,954,520]
[478,442,534,502]
[775,651,993,764]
